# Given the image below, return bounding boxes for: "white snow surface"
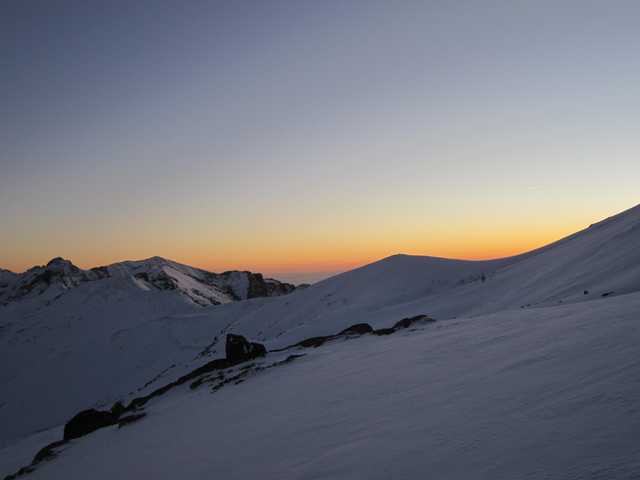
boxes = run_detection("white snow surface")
[12,291,640,479]
[0,257,294,447]
[1,203,640,477]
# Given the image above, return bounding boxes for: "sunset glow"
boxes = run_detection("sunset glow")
[3,196,636,283]
[2,2,639,282]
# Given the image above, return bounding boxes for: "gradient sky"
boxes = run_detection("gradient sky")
[2,1,639,283]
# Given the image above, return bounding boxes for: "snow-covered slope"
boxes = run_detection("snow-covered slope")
[0,270,19,310]
[0,257,295,447]
[1,203,639,476]
[93,201,639,406]
[170,203,640,351]
[6,291,640,479]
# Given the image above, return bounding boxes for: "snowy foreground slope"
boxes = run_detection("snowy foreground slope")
[1,203,640,477]
[7,292,640,479]
[0,257,295,447]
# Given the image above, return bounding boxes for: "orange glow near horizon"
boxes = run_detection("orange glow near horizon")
[3,198,637,283]
[1,213,599,280]
[4,0,640,286]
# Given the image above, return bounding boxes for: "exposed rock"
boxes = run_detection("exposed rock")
[278,316,436,348]
[276,354,306,365]
[146,270,178,290]
[89,266,111,279]
[339,323,374,335]
[294,336,333,348]
[118,413,146,428]
[134,272,150,282]
[3,465,34,480]
[225,334,267,363]
[189,288,221,306]
[392,315,436,330]
[217,270,295,300]
[7,258,88,302]
[284,323,374,351]
[63,408,117,440]
[374,314,435,335]
[264,277,296,297]
[247,273,268,298]
[372,327,396,336]
[32,440,66,464]
[110,401,126,417]
[126,358,231,410]
[46,257,80,273]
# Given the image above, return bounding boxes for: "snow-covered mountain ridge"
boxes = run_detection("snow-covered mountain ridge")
[0,256,296,307]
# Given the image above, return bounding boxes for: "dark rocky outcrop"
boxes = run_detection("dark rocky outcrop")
[118,413,146,428]
[3,466,34,480]
[247,273,268,298]
[63,409,118,440]
[373,315,435,336]
[277,323,377,351]
[245,273,296,299]
[264,278,296,297]
[392,315,435,330]
[294,336,333,348]
[275,316,437,349]
[89,266,111,279]
[133,272,150,282]
[146,270,179,290]
[372,327,395,336]
[189,288,222,306]
[5,258,89,302]
[110,401,126,417]
[126,357,231,411]
[339,323,374,335]
[226,334,267,363]
[32,440,67,464]
[126,334,266,411]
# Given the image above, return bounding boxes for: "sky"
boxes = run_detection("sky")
[1,0,639,283]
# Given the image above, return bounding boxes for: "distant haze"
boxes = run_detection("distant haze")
[2,1,639,278]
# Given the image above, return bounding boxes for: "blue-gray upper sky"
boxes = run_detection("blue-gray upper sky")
[2,0,639,281]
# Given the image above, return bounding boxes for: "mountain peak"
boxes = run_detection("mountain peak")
[142,256,171,263]
[45,257,80,274]
[46,257,73,266]
[123,256,179,269]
